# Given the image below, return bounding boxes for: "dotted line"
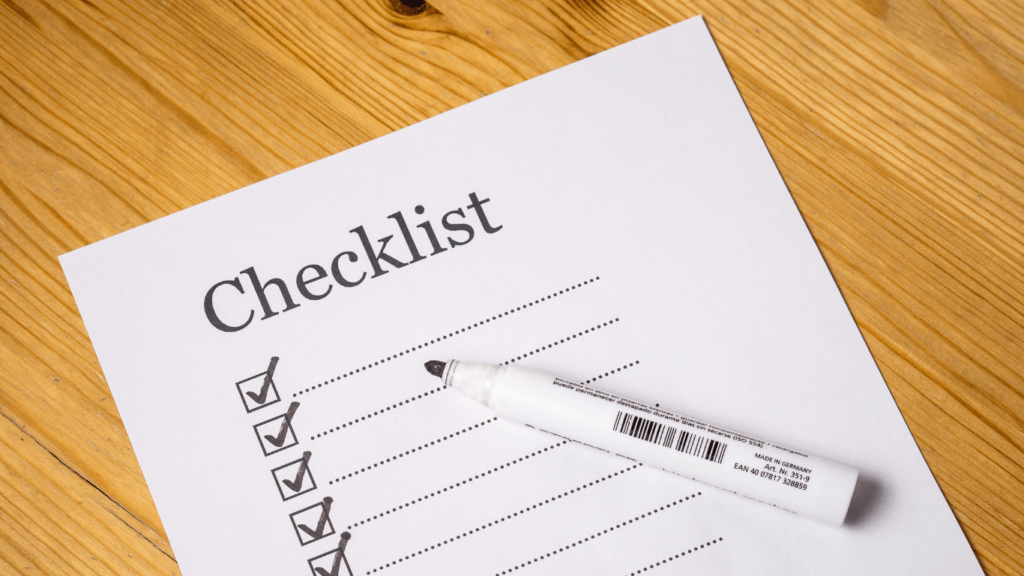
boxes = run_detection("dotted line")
[369,464,643,573]
[309,355,634,443]
[582,360,639,385]
[503,318,620,365]
[490,492,703,575]
[294,277,602,397]
[625,537,723,575]
[346,441,569,530]
[312,387,445,440]
[329,418,497,484]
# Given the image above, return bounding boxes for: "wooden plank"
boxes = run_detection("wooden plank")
[0,0,1021,574]
[0,400,176,574]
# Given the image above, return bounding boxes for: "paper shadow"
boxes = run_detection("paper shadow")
[844,474,884,527]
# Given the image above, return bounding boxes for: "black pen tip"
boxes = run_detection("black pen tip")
[424,360,446,378]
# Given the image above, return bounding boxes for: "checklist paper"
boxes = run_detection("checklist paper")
[60,16,981,576]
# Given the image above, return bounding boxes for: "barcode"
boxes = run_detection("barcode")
[612,411,727,464]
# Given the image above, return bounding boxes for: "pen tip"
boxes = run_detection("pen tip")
[424,360,446,378]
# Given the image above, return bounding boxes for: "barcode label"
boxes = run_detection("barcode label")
[612,411,727,464]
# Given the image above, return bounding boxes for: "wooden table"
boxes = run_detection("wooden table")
[0,0,1021,573]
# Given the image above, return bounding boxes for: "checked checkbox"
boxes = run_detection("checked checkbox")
[272,451,317,501]
[235,356,281,413]
[253,401,300,456]
[307,532,353,576]
[290,496,335,546]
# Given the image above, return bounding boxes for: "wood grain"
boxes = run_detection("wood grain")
[0,0,1021,574]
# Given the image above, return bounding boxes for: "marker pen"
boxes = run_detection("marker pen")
[425,360,859,526]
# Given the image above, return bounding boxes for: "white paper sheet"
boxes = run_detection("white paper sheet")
[60,16,981,576]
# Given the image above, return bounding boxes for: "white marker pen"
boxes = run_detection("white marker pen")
[425,360,858,526]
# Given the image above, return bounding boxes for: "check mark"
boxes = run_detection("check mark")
[298,497,333,539]
[264,401,299,447]
[315,532,352,576]
[283,451,312,492]
[247,356,279,404]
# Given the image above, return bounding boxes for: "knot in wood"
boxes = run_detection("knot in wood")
[389,0,429,16]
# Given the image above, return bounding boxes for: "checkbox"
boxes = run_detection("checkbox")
[272,451,316,501]
[290,496,335,546]
[253,401,300,456]
[307,532,352,576]
[235,356,281,413]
